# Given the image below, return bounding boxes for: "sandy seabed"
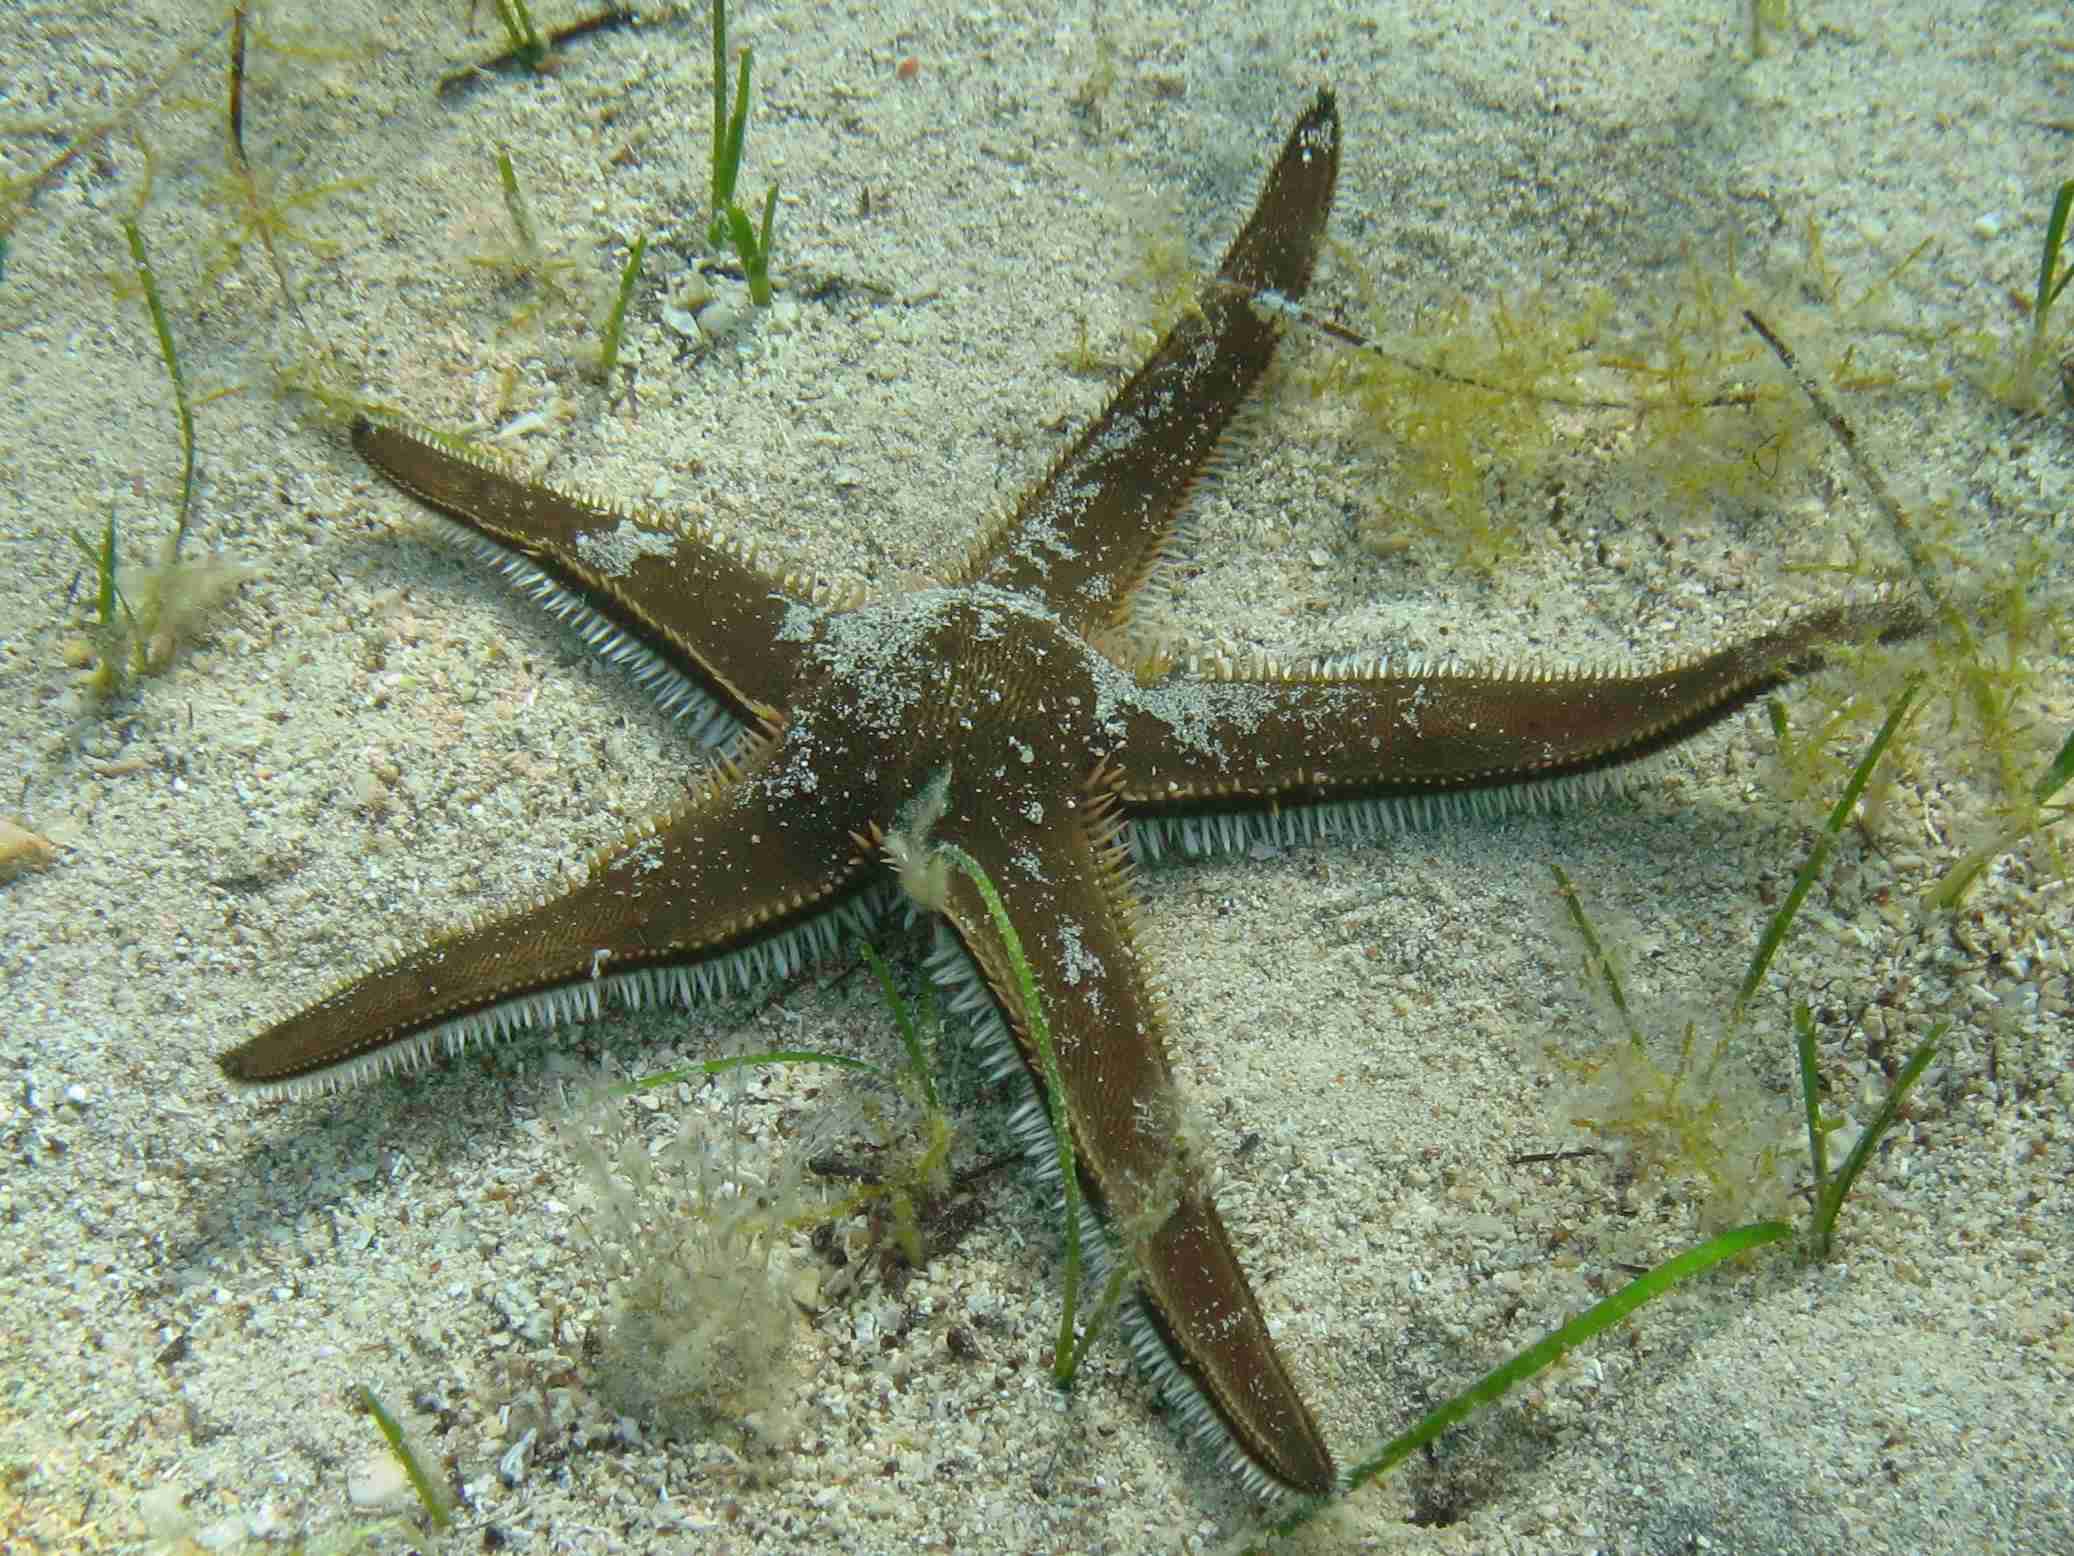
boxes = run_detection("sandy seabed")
[1,2,2068,1551]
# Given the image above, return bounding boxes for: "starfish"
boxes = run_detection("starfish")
[220,91,1918,1498]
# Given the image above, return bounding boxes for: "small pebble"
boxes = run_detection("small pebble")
[136,1484,188,1539]
[696,284,754,343]
[0,818,57,880]
[499,1425,537,1487]
[346,1452,412,1512]
[195,1514,251,1551]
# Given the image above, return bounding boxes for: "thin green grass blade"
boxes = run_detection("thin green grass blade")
[708,0,732,232]
[724,48,753,200]
[749,184,779,304]
[1811,1023,1943,1258]
[596,232,647,381]
[625,1049,880,1095]
[68,518,116,629]
[725,200,774,306]
[930,841,1088,1387]
[1733,677,1920,1023]
[725,204,757,265]
[2035,179,2074,317]
[2030,728,2074,805]
[1266,1221,1792,1537]
[494,146,538,262]
[492,0,545,70]
[359,1384,449,1528]
[1068,1255,1134,1380]
[1927,844,1997,912]
[98,509,118,627]
[1792,999,1830,1211]
[1925,726,2074,909]
[120,217,196,558]
[69,509,137,635]
[228,2,248,162]
[859,940,938,1109]
[1550,863,1642,1048]
[710,35,752,245]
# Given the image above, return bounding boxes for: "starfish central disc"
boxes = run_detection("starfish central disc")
[773,587,1114,830]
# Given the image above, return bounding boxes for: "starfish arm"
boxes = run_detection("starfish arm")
[352,417,841,744]
[1115,601,1927,843]
[925,802,1337,1496]
[218,742,879,1096]
[950,91,1341,635]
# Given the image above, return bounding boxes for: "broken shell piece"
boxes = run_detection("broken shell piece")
[0,818,56,881]
[692,281,754,343]
[661,274,713,341]
[660,300,703,341]
[661,276,756,345]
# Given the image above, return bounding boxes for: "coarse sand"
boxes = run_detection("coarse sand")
[1,2,2067,1552]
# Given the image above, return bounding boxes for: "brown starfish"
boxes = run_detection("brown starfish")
[220,91,1918,1498]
